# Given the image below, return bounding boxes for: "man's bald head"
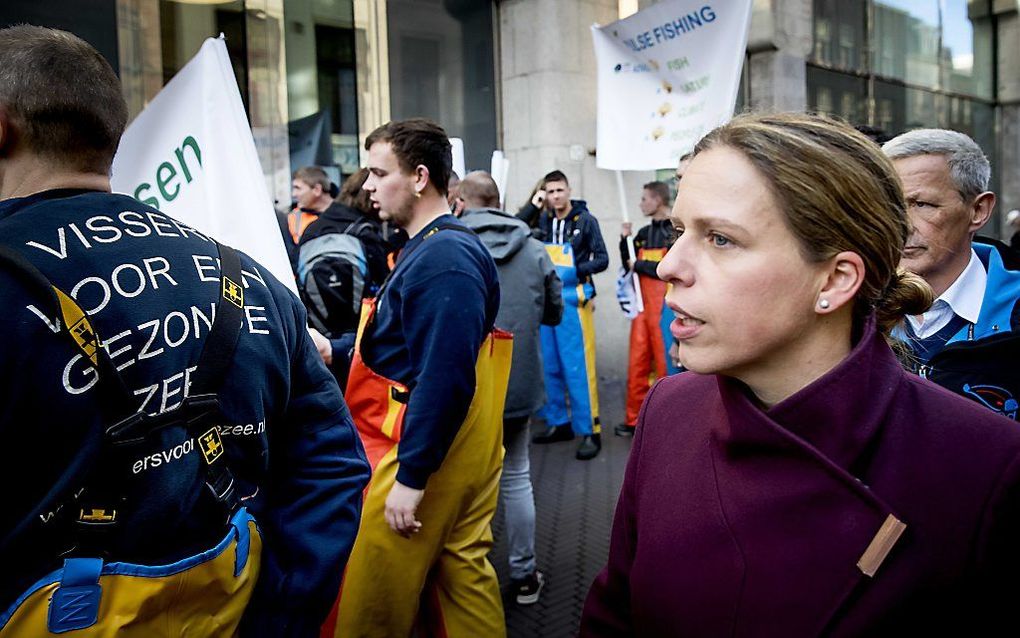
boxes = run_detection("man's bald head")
[459,170,501,209]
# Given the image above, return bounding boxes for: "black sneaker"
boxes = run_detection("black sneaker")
[512,570,545,605]
[614,423,635,437]
[576,434,601,460]
[532,424,574,444]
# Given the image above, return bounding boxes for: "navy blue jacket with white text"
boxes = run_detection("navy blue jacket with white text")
[0,189,371,637]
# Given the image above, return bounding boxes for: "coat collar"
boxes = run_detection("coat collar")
[716,315,905,476]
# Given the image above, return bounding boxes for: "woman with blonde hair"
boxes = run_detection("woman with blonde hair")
[581,113,1020,636]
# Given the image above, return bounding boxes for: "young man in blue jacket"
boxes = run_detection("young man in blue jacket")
[0,25,369,636]
[531,170,609,459]
[326,119,508,637]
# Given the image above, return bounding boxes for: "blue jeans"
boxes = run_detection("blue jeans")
[500,415,537,580]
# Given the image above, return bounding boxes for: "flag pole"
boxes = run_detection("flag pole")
[616,170,643,314]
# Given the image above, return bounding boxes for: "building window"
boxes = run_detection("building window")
[283,0,360,184]
[808,0,996,141]
[873,0,940,89]
[159,1,249,105]
[811,0,865,72]
[807,67,866,124]
[942,0,994,99]
[809,0,999,229]
[386,0,497,174]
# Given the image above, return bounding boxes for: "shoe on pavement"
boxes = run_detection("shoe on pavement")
[512,570,545,605]
[532,424,574,444]
[614,423,635,437]
[576,434,601,460]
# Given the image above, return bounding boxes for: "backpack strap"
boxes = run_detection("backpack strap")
[182,243,245,509]
[102,242,246,513]
[188,243,245,395]
[343,218,377,240]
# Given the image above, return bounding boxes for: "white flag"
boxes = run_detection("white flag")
[591,0,753,170]
[111,37,296,293]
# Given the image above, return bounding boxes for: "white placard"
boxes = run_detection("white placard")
[490,150,510,208]
[591,0,753,170]
[450,137,466,182]
[111,37,296,293]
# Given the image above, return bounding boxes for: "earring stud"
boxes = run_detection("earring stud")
[818,299,830,309]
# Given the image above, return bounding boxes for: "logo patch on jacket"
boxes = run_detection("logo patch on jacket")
[222,277,244,308]
[963,383,1018,420]
[69,317,99,361]
[200,427,225,464]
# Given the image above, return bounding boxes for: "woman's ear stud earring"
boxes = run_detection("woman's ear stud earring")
[818,299,830,309]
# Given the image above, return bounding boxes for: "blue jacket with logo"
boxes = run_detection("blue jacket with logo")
[906,239,1020,420]
[0,189,371,636]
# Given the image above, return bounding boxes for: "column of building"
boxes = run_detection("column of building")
[997,2,1020,219]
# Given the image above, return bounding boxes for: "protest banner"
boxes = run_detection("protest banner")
[591,0,753,171]
[111,37,296,293]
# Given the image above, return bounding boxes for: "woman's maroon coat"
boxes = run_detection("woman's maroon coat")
[582,323,1020,636]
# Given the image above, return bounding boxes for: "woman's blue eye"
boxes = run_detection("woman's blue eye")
[710,233,730,247]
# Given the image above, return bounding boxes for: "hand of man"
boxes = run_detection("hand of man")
[385,481,424,538]
[308,327,333,365]
[532,189,546,208]
[621,221,632,237]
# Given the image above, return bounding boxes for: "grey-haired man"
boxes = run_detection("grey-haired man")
[884,128,1020,420]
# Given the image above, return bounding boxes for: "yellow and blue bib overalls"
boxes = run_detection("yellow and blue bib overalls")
[540,242,601,436]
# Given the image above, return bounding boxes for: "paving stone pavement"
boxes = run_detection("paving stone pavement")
[490,375,631,638]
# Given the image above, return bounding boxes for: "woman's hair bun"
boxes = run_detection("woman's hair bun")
[876,268,934,335]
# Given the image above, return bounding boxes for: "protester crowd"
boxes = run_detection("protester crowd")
[3,23,1020,638]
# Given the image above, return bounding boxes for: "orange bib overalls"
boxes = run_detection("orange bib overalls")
[625,247,674,426]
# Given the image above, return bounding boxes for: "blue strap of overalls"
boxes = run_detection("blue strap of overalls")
[48,558,103,633]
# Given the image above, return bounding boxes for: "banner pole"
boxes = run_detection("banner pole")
[616,170,644,314]
[615,170,630,225]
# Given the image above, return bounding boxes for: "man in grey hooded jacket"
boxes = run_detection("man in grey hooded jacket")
[457,171,563,605]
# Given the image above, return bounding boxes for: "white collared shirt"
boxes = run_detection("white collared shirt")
[906,249,986,339]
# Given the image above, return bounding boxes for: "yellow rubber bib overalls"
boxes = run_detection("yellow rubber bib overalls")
[322,293,513,638]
